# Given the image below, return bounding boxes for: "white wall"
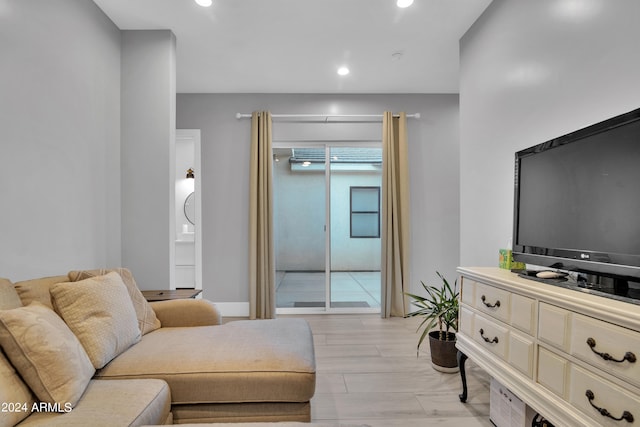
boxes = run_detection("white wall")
[176,94,460,305]
[459,0,640,267]
[329,170,382,271]
[121,30,177,290]
[0,0,121,280]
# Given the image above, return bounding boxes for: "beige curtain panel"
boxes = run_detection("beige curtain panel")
[249,111,276,319]
[381,112,411,318]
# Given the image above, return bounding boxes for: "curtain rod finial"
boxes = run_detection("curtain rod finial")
[414,113,421,119]
[235,113,242,119]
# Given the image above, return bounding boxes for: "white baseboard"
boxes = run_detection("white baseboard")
[215,302,250,317]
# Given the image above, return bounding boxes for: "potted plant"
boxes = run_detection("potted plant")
[405,272,459,373]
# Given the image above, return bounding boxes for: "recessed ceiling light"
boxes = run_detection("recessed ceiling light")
[195,0,212,7]
[552,0,601,21]
[337,66,350,76]
[397,0,414,8]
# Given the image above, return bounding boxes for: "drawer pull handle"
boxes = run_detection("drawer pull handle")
[481,295,500,308]
[479,328,499,344]
[585,389,634,423]
[587,337,637,364]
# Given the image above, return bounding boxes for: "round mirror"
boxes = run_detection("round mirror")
[184,192,195,225]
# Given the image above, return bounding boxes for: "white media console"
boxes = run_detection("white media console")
[456,267,640,427]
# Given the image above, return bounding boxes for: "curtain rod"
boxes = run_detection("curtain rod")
[235,113,420,120]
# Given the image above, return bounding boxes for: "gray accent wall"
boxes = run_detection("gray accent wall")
[177,94,460,303]
[121,30,177,290]
[459,0,640,268]
[0,0,121,280]
[0,3,178,289]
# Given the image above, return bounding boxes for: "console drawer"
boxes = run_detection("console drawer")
[510,293,535,335]
[509,330,534,378]
[475,282,510,323]
[538,302,570,352]
[537,346,568,398]
[459,306,474,337]
[570,313,640,389]
[569,364,640,427]
[460,278,475,306]
[473,313,508,360]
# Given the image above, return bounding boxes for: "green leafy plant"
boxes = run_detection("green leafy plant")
[405,272,459,353]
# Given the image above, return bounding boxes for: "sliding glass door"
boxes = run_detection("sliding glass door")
[274,143,381,313]
[273,146,327,309]
[329,146,382,310]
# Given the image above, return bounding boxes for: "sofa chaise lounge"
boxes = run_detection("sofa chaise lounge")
[0,268,316,426]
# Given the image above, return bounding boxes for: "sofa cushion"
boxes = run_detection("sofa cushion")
[68,268,161,335]
[0,278,21,310]
[13,275,68,309]
[150,299,222,327]
[0,351,36,427]
[51,272,141,369]
[95,319,316,405]
[0,302,94,408]
[16,379,172,427]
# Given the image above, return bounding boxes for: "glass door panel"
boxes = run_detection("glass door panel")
[274,147,326,309]
[329,146,382,310]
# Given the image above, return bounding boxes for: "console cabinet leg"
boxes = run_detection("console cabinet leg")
[458,350,469,402]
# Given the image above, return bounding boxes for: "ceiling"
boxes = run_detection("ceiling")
[93,0,492,94]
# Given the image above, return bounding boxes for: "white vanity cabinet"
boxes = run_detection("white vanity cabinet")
[456,267,640,427]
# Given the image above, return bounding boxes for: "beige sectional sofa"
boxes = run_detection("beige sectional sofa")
[0,269,316,426]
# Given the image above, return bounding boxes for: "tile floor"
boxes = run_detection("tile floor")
[282,313,492,426]
[276,271,381,309]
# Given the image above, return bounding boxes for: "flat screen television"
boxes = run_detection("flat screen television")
[512,107,640,303]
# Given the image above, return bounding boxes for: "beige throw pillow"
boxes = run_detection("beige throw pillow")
[0,350,36,426]
[51,272,142,369]
[68,268,161,335]
[0,278,22,310]
[13,275,68,309]
[0,302,94,408]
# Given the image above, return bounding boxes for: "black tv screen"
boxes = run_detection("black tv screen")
[513,107,640,291]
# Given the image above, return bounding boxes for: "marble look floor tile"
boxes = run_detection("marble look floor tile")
[375,343,426,358]
[325,332,417,346]
[303,317,368,332]
[337,417,493,427]
[312,392,428,420]
[316,355,428,374]
[360,316,423,331]
[314,344,380,358]
[313,333,328,346]
[315,373,348,394]
[285,314,491,425]
[415,391,490,418]
[344,372,436,393]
